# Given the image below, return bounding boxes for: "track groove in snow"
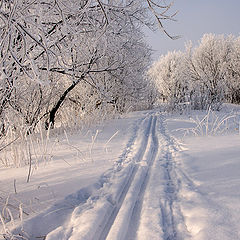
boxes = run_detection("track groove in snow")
[124,116,158,240]
[136,116,186,240]
[105,116,158,240]
[159,120,180,240]
[43,114,156,240]
[100,115,155,240]
[68,115,154,240]
[43,113,187,240]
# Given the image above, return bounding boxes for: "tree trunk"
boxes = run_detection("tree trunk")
[45,79,81,129]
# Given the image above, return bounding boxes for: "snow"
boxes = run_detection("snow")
[178,134,240,239]
[1,107,240,240]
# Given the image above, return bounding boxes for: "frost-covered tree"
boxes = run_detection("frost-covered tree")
[186,34,233,110]
[61,26,153,122]
[226,36,240,104]
[0,0,175,134]
[148,51,188,110]
[149,33,240,111]
[0,0,174,84]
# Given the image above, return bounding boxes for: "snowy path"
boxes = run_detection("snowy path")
[44,113,186,240]
[5,110,240,240]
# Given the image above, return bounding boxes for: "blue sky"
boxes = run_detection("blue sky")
[146,0,240,60]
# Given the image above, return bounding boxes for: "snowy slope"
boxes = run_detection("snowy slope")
[1,108,240,240]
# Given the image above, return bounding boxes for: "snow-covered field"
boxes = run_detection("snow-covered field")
[1,106,240,240]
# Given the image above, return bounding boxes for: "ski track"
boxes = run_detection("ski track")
[43,113,187,240]
[136,115,186,240]
[157,117,182,240]
[124,116,158,240]
[90,113,186,240]
[45,113,157,240]
[23,112,197,240]
[98,115,155,240]
[104,116,158,240]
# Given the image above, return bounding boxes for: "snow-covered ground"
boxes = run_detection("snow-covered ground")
[1,106,240,240]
